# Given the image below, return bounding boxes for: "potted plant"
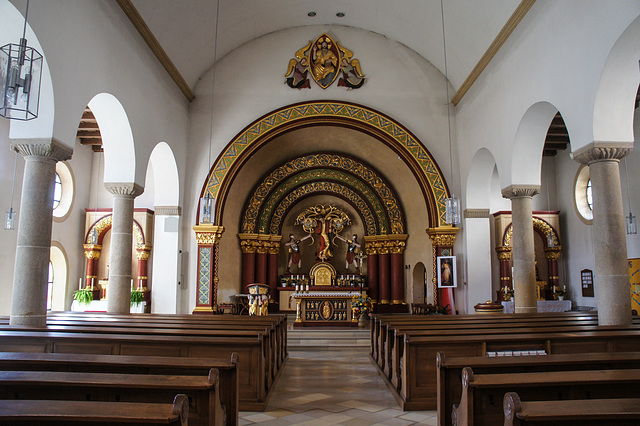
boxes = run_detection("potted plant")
[73,288,93,305]
[555,287,567,301]
[130,288,145,306]
[352,294,373,327]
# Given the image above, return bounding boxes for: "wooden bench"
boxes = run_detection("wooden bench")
[453,367,640,425]
[0,369,222,426]
[379,326,640,410]
[437,351,640,426]
[0,393,189,425]
[0,329,272,411]
[0,351,238,425]
[503,392,640,425]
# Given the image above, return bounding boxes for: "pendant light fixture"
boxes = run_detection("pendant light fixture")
[440,0,460,226]
[0,0,43,120]
[199,0,220,224]
[624,157,637,235]
[4,152,18,230]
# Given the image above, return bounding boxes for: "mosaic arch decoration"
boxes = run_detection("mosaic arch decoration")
[502,217,559,248]
[242,154,400,235]
[85,214,145,246]
[202,101,450,227]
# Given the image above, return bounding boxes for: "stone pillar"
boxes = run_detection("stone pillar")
[502,185,540,313]
[239,234,258,294]
[104,183,143,314]
[573,143,633,325]
[267,239,281,298]
[496,246,512,301]
[10,140,72,326]
[193,225,224,314]
[390,236,408,304]
[364,238,379,303]
[136,244,152,306]
[378,244,391,305]
[83,244,102,289]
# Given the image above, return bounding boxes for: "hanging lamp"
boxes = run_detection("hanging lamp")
[199,0,220,225]
[0,0,42,121]
[440,0,460,226]
[624,158,637,235]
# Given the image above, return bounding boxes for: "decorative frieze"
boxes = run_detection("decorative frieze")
[154,206,181,216]
[464,209,490,219]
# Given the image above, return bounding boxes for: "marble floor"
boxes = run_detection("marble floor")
[239,348,437,425]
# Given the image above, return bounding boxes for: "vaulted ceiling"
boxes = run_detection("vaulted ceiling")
[125,0,526,102]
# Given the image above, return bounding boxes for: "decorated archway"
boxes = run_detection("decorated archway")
[194,101,452,313]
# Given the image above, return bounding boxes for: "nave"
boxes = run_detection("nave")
[240,345,437,425]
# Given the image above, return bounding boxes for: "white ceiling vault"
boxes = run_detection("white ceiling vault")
[128,0,524,102]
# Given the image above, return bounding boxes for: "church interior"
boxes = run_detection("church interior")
[1,0,640,424]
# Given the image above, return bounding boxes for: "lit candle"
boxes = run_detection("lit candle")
[79,278,82,291]
[91,277,94,290]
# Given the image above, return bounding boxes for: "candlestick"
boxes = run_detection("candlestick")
[79,278,82,291]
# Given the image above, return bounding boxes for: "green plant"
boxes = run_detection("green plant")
[555,287,566,297]
[131,289,144,306]
[73,288,93,305]
[434,304,450,315]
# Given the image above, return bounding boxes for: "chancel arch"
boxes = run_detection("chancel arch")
[195,101,453,313]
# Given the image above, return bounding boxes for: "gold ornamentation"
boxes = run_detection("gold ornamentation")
[503,218,559,248]
[83,244,102,260]
[544,246,562,260]
[285,34,365,89]
[496,246,512,261]
[203,102,447,228]
[86,215,145,246]
[193,225,224,245]
[426,227,459,248]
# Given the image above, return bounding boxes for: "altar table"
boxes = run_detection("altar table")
[501,299,572,314]
[292,292,361,327]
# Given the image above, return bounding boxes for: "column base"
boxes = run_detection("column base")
[10,313,46,327]
[515,306,537,313]
[193,306,216,314]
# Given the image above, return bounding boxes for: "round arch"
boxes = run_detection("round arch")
[510,102,559,187]
[88,93,136,184]
[502,217,560,249]
[147,142,180,206]
[201,101,450,227]
[466,148,499,209]
[592,14,640,145]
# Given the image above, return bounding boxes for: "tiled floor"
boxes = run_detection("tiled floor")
[239,348,437,425]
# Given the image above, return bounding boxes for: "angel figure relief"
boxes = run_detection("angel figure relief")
[295,205,351,262]
[285,33,365,90]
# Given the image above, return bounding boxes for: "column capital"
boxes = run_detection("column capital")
[572,142,633,165]
[193,225,224,245]
[104,182,144,197]
[426,226,459,248]
[496,245,512,261]
[11,138,73,162]
[501,185,540,199]
[544,246,562,260]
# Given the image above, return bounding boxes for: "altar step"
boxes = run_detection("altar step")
[287,327,371,350]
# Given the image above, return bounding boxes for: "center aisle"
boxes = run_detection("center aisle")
[239,344,437,425]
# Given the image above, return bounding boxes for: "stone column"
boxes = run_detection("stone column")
[105,182,143,314]
[573,143,633,325]
[390,236,408,304]
[364,238,379,303]
[10,140,72,326]
[502,185,540,313]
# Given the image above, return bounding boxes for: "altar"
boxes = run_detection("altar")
[292,291,361,327]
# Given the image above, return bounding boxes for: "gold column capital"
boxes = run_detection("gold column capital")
[544,246,562,260]
[426,226,459,248]
[496,245,512,261]
[193,225,225,245]
[83,244,103,260]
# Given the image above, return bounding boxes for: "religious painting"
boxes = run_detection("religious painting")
[437,256,457,288]
[285,33,366,90]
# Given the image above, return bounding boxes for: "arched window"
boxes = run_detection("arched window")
[574,165,593,224]
[52,172,62,210]
[47,261,54,311]
[586,179,593,211]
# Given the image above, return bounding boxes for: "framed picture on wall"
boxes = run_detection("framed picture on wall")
[437,256,457,288]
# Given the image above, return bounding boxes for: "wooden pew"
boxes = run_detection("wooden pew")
[0,393,189,425]
[0,351,238,425]
[503,392,640,426]
[0,369,222,426]
[370,312,600,365]
[437,351,640,426]
[0,329,272,411]
[453,367,640,425]
[381,326,640,410]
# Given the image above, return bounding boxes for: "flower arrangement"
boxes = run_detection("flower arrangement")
[131,289,145,306]
[352,294,373,319]
[555,286,567,297]
[73,288,93,305]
